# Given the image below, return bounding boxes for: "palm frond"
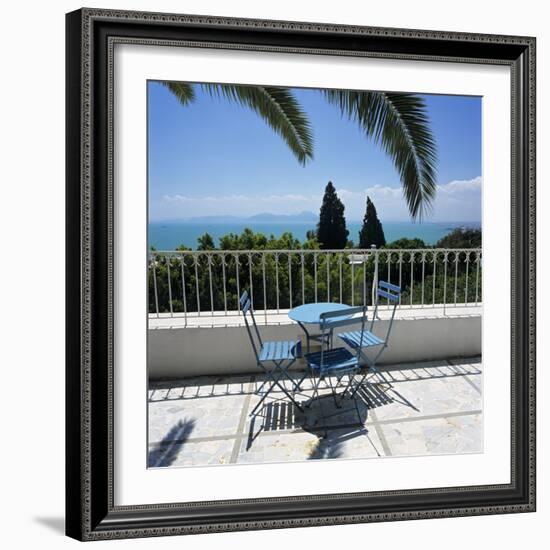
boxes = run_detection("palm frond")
[162,82,196,105]
[323,90,437,220]
[201,83,313,165]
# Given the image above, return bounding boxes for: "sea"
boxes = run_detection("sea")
[148,220,480,250]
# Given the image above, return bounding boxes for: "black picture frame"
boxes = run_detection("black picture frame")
[66,8,536,541]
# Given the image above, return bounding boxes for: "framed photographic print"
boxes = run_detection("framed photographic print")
[65,8,536,541]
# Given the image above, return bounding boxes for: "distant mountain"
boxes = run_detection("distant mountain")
[248,211,317,222]
[182,211,318,223]
[182,215,240,223]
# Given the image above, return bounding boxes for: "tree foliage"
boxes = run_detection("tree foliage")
[384,237,426,249]
[197,233,215,250]
[436,227,481,248]
[149,228,482,316]
[359,196,386,248]
[316,181,349,249]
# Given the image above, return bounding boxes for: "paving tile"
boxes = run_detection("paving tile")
[148,438,234,468]
[380,413,482,457]
[237,432,321,464]
[148,392,246,442]
[371,371,482,422]
[309,426,386,460]
[237,423,385,465]
[147,356,483,468]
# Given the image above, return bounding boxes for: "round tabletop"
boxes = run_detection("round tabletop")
[288,302,350,324]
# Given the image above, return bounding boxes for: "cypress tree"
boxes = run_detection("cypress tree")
[197,232,215,250]
[359,196,386,248]
[316,181,349,249]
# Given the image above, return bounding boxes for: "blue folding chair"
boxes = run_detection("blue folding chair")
[304,305,368,408]
[337,280,401,397]
[240,291,305,414]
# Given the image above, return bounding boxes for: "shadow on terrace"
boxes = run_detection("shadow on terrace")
[148,357,482,467]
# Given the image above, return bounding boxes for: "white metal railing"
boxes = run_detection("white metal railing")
[148,248,482,322]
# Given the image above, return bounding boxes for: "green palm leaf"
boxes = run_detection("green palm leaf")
[165,82,313,165]
[162,82,195,105]
[201,83,313,165]
[323,90,437,220]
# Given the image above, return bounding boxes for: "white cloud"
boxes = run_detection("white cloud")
[157,192,322,217]
[335,177,481,221]
[153,176,482,222]
[438,176,482,194]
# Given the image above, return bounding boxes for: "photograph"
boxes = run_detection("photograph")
[146,80,483,469]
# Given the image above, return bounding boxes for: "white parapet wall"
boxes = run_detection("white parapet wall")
[148,306,481,379]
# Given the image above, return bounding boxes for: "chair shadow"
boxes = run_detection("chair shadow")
[148,418,196,468]
[148,360,481,404]
[245,379,395,456]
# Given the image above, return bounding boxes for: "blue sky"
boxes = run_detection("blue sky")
[148,82,481,222]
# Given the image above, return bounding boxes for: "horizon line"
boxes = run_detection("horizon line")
[149,217,482,224]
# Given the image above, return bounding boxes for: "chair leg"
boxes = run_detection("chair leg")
[327,375,342,409]
[340,372,356,401]
[316,386,328,437]
[294,368,308,392]
[349,372,365,399]
[349,368,377,399]
[278,358,303,392]
[333,372,359,406]
[371,364,393,390]
[249,380,275,416]
[357,346,392,389]
[306,372,322,408]
[268,360,293,395]
[250,363,287,416]
[255,378,269,395]
[350,347,385,398]
[272,360,305,412]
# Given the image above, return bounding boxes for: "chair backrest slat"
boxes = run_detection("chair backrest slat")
[322,317,358,331]
[239,290,249,309]
[241,298,251,315]
[379,280,401,294]
[377,288,399,302]
[372,281,401,347]
[239,290,262,362]
[321,305,365,320]
[320,307,366,329]
[318,306,368,368]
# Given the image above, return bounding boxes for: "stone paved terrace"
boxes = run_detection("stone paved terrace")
[148,356,482,468]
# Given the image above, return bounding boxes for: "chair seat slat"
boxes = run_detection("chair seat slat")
[259,340,299,361]
[304,347,359,375]
[339,330,385,348]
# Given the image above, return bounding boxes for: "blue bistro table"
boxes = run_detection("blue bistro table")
[288,302,351,353]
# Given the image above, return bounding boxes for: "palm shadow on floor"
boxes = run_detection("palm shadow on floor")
[148,418,196,467]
